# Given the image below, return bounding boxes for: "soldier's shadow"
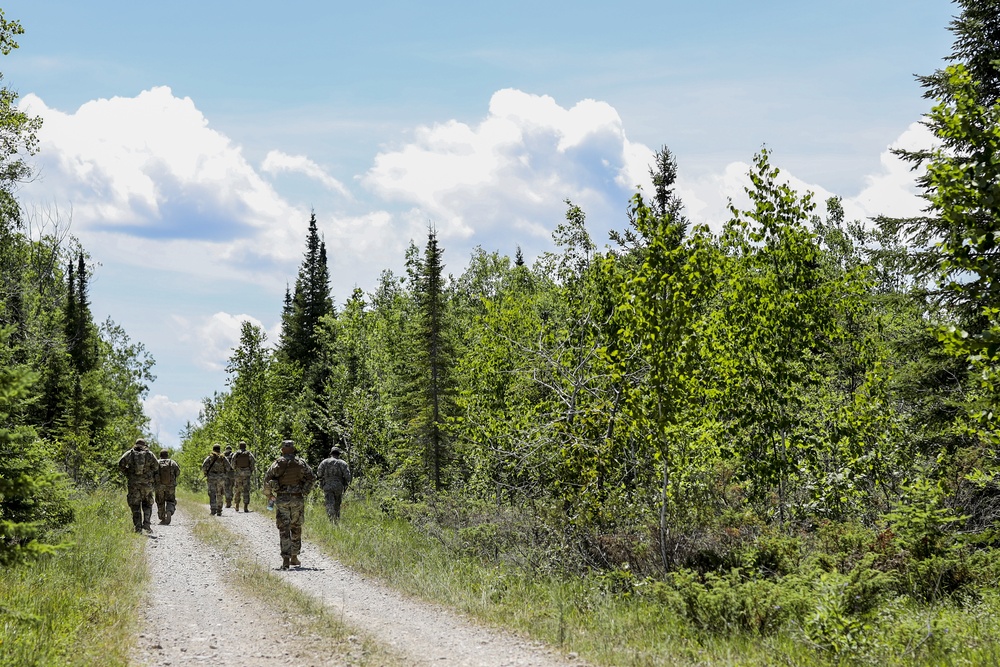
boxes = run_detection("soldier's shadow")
[290,566,324,572]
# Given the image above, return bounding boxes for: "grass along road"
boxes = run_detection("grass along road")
[142,493,582,666]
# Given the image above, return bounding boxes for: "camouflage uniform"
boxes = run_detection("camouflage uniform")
[155,452,180,524]
[223,445,235,507]
[230,443,256,511]
[118,439,159,533]
[201,447,233,515]
[263,441,315,569]
[316,448,352,523]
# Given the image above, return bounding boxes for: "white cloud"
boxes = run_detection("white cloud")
[143,394,202,449]
[841,121,931,221]
[174,311,272,372]
[676,123,929,231]
[261,150,352,199]
[362,88,650,248]
[18,87,309,276]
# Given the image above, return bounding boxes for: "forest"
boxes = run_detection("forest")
[3,0,1000,664]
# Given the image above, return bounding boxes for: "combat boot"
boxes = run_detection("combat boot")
[281,556,290,570]
[289,555,300,566]
[164,512,172,525]
[143,522,153,533]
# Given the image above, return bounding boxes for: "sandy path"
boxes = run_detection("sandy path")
[135,502,582,667]
[134,504,347,666]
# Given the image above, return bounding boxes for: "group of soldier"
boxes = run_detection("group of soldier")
[200,441,257,514]
[118,437,352,571]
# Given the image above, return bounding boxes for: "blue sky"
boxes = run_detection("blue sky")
[4,1,956,447]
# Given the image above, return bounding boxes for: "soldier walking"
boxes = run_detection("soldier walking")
[263,440,315,569]
[201,444,232,515]
[117,437,159,533]
[316,447,352,523]
[231,440,256,512]
[223,444,236,508]
[155,449,180,524]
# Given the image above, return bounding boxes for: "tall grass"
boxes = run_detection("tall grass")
[0,490,146,667]
[302,494,1000,667]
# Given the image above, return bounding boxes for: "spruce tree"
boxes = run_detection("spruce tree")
[412,226,454,490]
[278,212,334,367]
[275,212,335,460]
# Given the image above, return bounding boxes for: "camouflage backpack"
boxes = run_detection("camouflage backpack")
[158,459,175,485]
[130,449,153,477]
[276,457,306,486]
[233,450,252,469]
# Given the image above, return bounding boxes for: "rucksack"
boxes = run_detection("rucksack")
[233,450,252,469]
[276,457,306,486]
[130,449,152,477]
[158,459,174,485]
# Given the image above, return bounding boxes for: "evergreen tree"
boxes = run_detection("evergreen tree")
[279,212,334,367]
[275,212,335,460]
[399,227,456,491]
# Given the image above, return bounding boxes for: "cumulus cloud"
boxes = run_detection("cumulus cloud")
[261,150,352,199]
[676,123,929,231]
[362,88,652,250]
[841,121,931,221]
[173,311,275,372]
[18,87,309,275]
[144,394,203,449]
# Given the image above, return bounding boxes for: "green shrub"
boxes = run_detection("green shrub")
[665,567,813,635]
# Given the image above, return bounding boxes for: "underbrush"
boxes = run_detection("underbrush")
[0,489,145,666]
[304,486,1000,666]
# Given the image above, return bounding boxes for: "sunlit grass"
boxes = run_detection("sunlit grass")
[302,493,1000,667]
[0,490,146,667]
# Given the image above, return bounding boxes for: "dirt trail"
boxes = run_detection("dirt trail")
[135,502,583,667]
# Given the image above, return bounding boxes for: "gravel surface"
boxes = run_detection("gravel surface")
[135,502,584,667]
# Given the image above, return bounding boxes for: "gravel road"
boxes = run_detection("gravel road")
[135,502,584,667]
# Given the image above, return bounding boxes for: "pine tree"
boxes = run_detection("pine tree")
[278,212,334,367]
[275,212,335,461]
[920,0,1000,107]
[65,253,97,376]
[884,0,1000,318]
[402,226,455,491]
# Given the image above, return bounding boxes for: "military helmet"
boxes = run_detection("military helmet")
[331,447,342,457]
[134,438,147,448]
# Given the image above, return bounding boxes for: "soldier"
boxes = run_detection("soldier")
[155,449,180,525]
[263,440,315,570]
[223,444,236,508]
[316,447,352,523]
[117,437,159,533]
[231,440,256,512]
[201,443,233,515]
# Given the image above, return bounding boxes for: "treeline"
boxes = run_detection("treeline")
[185,0,1000,618]
[0,12,155,565]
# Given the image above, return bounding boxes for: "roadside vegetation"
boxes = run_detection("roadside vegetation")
[305,490,1000,666]
[0,491,145,667]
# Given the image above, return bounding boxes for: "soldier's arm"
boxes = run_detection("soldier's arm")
[302,460,317,491]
